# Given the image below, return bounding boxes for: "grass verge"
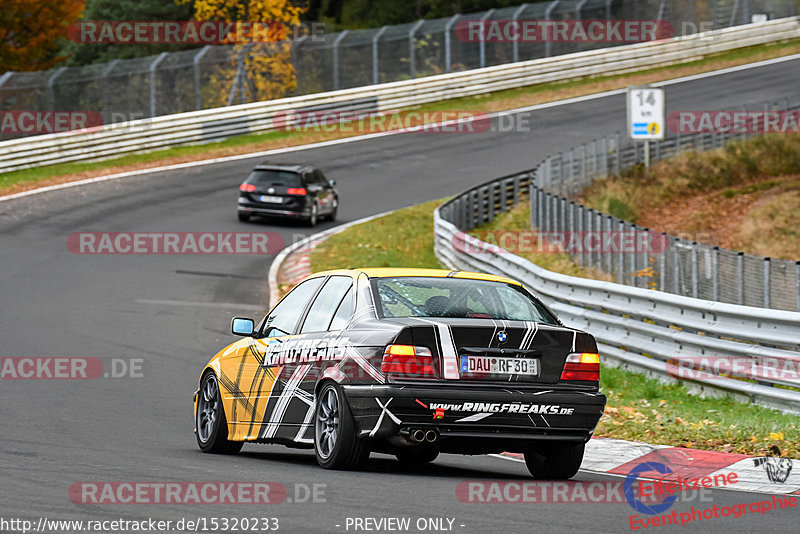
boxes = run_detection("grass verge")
[310,199,799,457]
[580,134,800,259]
[3,38,800,196]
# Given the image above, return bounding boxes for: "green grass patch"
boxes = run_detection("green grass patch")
[310,199,446,272]
[599,365,798,458]
[3,37,800,193]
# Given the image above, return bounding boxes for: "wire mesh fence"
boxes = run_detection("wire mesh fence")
[529,97,800,311]
[1,0,796,138]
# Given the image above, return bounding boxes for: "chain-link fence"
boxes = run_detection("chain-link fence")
[527,97,800,311]
[1,0,796,139]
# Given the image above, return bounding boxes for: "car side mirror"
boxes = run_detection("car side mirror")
[329,179,336,186]
[231,317,255,336]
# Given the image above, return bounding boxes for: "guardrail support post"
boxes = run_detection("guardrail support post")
[586,209,594,270]
[149,52,169,118]
[737,252,745,305]
[673,238,681,294]
[372,26,389,85]
[333,30,349,91]
[544,2,561,58]
[479,10,495,69]
[409,20,425,78]
[763,257,771,308]
[511,4,528,63]
[444,14,460,73]
[193,45,211,110]
[618,220,626,283]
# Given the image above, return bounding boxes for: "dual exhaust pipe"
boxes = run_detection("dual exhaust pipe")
[410,428,438,443]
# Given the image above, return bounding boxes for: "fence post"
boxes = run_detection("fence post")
[101,60,119,124]
[659,232,668,291]
[712,246,719,302]
[605,216,613,274]
[479,9,495,69]
[737,252,745,305]
[691,242,699,298]
[193,45,211,110]
[512,4,528,62]
[332,30,349,91]
[618,220,626,283]
[796,261,800,312]
[149,52,169,118]
[614,131,621,175]
[530,186,537,229]
[46,67,67,111]
[372,26,389,85]
[409,20,425,78]
[544,1,561,58]
[537,187,544,230]
[444,14,461,73]
[673,239,681,295]
[586,210,594,270]
[763,257,771,308]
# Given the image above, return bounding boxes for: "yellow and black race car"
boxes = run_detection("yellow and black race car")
[194,268,606,478]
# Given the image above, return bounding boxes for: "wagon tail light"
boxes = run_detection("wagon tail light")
[560,353,600,381]
[286,187,307,196]
[240,183,257,192]
[381,345,436,378]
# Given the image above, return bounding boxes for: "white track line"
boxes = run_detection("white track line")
[3,53,799,205]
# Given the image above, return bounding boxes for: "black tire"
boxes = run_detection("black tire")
[523,442,585,480]
[314,382,369,469]
[395,446,439,465]
[196,372,243,454]
[327,198,338,222]
[237,212,251,223]
[306,202,319,227]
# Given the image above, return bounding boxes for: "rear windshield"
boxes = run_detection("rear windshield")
[246,169,302,187]
[372,277,559,324]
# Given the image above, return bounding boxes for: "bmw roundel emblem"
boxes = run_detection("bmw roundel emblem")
[267,187,275,194]
[497,331,508,343]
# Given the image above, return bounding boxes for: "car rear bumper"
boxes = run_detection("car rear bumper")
[342,384,606,449]
[238,205,308,218]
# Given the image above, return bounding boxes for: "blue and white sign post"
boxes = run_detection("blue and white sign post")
[627,86,665,169]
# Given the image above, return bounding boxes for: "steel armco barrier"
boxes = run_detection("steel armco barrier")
[434,174,800,413]
[1,17,799,174]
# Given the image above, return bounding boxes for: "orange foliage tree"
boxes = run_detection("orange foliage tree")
[0,0,86,72]
[181,0,308,102]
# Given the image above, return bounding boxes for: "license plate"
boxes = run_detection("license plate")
[460,355,539,376]
[259,195,283,204]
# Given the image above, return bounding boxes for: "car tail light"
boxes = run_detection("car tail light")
[381,345,436,378]
[560,352,600,381]
[240,183,257,192]
[286,187,307,196]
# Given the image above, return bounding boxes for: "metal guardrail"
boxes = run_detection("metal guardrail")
[2,0,794,132]
[524,98,800,312]
[434,174,800,413]
[1,17,799,174]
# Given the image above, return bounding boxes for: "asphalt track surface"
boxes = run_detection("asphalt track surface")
[1,58,799,534]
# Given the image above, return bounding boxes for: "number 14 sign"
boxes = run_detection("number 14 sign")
[627,86,665,141]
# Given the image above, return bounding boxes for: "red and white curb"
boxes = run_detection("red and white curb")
[501,438,799,495]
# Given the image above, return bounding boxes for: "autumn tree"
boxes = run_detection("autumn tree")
[0,0,86,72]
[180,0,308,102]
